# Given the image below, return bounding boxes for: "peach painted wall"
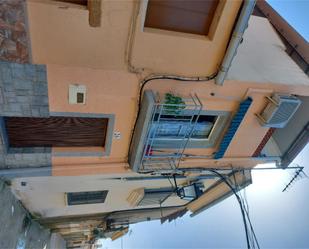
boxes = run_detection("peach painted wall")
[35,2,309,176]
[130,0,242,76]
[227,16,309,86]
[27,0,133,69]
[46,62,309,175]
[27,0,241,77]
[46,64,139,169]
[12,175,208,218]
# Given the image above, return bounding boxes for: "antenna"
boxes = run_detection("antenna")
[282,166,307,192]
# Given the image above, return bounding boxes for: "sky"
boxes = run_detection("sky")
[100,2,309,248]
[267,0,309,41]
[100,145,309,249]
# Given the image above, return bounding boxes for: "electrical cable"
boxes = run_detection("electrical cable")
[208,169,251,249]
[127,73,217,160]
[231,170,260,249]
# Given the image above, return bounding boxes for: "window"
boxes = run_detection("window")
[138,188,174,206]
[67,191,108,205]
[150,114,217,140]
[149,113,228,149]
[144,0,219,36]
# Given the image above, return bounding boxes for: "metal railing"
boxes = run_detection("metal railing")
[140,92,203,171]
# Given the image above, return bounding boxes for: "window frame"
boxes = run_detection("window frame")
[140,0,226,40]
[138,187,174,206]
[0,112,115,157]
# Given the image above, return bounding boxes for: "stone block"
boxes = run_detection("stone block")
[14,154,23,161]
[12,66,26,79]
[24,64,37,80]
[9,103,22,113]
[4,91,16,98]
[0,66,12,82]
[14,79,33,90]
[16,95,29,103]
[21,106,31,116]
[32,147,46,153]
[36,70,47,82]
[22,147,35,154]
[7,97,17,103]
[0,88,3,104]
[15,89,29,96]
[8,148,23,154]
[2,83,14,92]
[32,95,48,105]
[22,153,35,161]
[30,108,40,117]
[33,84,48,96]
[1,111,21,117]
[39,106,49,117]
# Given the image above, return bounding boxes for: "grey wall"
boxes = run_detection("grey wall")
[0,61,51,170]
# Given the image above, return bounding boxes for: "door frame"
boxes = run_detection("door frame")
[49,112,115,157]
[0,112,115,157]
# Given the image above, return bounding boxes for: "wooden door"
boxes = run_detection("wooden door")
[5,117,108,147]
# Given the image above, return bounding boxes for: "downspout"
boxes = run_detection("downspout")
[215,0,256,85]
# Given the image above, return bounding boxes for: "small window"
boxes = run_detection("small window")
[138,188,174,206]
[67,191,108,205]
[144,0,219,36]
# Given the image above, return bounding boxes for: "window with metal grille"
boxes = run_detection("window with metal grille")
[151,114,218,140]
[144,0,219,36]
[138,188,174,206]
[67,191,108,205]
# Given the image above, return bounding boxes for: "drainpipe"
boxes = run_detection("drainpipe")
[215,0,256,85]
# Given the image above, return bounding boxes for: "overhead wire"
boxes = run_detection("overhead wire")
[231,169,260,249]
[208,169,251,249]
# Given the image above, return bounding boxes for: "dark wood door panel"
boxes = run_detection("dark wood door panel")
[145,0,219,35]
[5,117,108,147]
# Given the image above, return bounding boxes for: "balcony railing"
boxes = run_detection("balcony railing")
[139,91,203,171]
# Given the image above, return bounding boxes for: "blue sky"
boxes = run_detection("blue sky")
[267,0,309,41]
[100,2,309,248]
[101,145,309,249]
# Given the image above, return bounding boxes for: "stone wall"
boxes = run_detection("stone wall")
[0,61,51,170]
[0,61,49,117]
[0,0,30,63]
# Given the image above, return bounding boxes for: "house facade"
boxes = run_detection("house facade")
[0,0,308,248]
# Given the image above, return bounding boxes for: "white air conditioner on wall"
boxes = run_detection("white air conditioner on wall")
[257,94,301,128]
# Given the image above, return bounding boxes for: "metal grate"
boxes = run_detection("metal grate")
[67,191,108,205]
[140,92,203,171]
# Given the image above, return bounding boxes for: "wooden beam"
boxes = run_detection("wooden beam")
[88,0,102,27]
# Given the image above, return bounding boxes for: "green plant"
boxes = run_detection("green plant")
[164,93,185,114]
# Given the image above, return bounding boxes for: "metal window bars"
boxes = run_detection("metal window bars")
[140,91,203,172]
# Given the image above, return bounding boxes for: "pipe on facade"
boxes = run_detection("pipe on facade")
[215,0,256,85]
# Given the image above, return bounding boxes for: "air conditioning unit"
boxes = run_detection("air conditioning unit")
[257,94,301,128]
